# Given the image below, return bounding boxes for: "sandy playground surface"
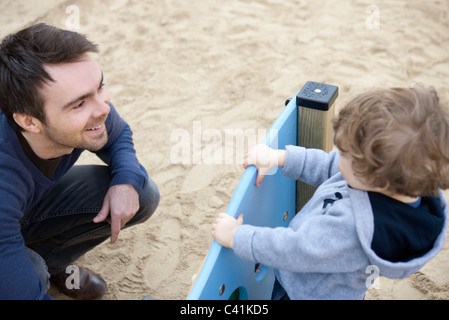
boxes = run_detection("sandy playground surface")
[1,0,449,300]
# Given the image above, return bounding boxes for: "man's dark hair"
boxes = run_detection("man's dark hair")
[0,23,98,131]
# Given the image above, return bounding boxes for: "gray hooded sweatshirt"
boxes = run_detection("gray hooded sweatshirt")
[233,146,448,299]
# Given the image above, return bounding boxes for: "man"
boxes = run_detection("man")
[0,23,160,299]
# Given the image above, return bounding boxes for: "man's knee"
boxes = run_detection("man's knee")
[133,177,160,224]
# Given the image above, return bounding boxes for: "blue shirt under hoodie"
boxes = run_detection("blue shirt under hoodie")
[0,104,148,299]
[233,146,448,300]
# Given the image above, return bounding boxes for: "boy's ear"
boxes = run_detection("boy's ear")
[12,113,42,133]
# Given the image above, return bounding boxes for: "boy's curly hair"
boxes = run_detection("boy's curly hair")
[333,87,449,197]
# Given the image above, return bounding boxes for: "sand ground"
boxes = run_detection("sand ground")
[1,0,449,300]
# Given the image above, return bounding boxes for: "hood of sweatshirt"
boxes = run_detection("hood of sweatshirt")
[350,188,448,279]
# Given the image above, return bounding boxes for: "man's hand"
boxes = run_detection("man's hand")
[93,184,140,243]
[212,213,244,249]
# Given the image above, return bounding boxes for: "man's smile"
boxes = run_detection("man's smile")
[86,124,103,131]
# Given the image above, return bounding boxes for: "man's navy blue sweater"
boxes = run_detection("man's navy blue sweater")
[0,104,148,299]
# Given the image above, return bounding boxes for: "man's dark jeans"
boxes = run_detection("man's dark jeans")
[21,165,160,283]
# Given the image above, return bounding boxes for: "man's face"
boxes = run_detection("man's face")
[39,54,111,155]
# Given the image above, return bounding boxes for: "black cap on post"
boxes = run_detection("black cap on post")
[296,81,339,111]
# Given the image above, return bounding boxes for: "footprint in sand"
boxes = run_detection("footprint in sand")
[142,218,182,289]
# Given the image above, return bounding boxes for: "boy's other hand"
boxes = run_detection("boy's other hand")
[212,213,244,249]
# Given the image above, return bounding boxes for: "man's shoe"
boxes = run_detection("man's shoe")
[50,266,107,300]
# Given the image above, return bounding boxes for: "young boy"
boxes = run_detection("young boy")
[212,87,449,299]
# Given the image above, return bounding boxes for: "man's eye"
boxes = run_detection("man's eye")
[74,101,85,109]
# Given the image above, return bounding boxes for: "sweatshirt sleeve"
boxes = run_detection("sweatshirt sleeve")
[282,146,340,187]
[95,103,148,193]
[233,200,365,274]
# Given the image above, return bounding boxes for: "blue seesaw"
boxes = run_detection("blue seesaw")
[187,82,339,300]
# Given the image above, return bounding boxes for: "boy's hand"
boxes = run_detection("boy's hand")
[243,144,286,187]
[212,213,244,249]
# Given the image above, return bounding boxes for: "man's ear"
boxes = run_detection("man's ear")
[12,113,42,133]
